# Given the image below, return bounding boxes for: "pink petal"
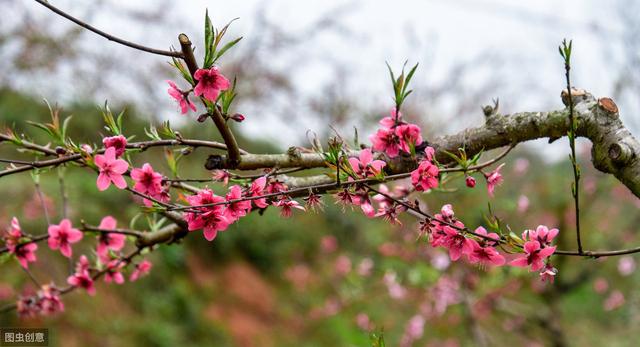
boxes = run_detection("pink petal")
[111,174,127,189]
[60,243,72,258]
[203,228,218,241]
[524,241,541,254]
[538,246,557,258]
[97,173,111,191]
[99,216,117,230]
[509,257,529,267]
[110,159,129,174]
[359,149,373,165]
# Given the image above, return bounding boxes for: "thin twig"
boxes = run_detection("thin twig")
[34,181,50,226]
[33,0,183,58]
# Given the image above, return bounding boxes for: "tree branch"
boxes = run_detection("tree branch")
[33,0,183,58]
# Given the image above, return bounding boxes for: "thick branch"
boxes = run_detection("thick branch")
[209,91,640,198]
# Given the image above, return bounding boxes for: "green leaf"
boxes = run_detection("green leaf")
[402,62,419,95]
[203,9,214,68]
[61,115,72,140]
[213,36,242,63]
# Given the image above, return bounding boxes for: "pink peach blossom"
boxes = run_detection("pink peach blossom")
[249,176,269,208]
[167,80,196,114]
[411,157,439,191]
[510,241,556,272]
[273,198,305,218]
[96,216,126,263]
[467,239,505,267]
[130,260,152,282]
[95,147,129,191]
[184,189,230,241]
[67,255,95,295]
[348,148,386,178]
[102,135,127,158]
[193,67,230,102]
[485,163,505,197]
[395,123,423,153]
[104,260,125,284]
[48,219,82,258]
[370,127,401,158]
[130,163,164,206]
[224,185,252,222]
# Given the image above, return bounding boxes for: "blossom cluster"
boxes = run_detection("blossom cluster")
[421,204,558,281]
[183,176,306,241]
[3,216,153,317]
[369,109,423,158]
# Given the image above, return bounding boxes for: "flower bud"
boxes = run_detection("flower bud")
[55,146,67,155]
[465,176,476,188]
[197,113,210,123]
[230,113,245,122]
[80,144,93,154]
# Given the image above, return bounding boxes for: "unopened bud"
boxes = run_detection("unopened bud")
[230,113,245,122]
[55,146,67,155]
[80,144,93,154]
[465,176,476,188]
[197,113,210,123]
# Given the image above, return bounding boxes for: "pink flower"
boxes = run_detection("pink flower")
[184,189,230,241]
[130,260,152,282]
[375,204,405,224]
[352,187,375,217]
[348,149,386,178]
[467,239,505,268]
[539,263,558,283]
[224,185,252,222]
[212,170,231,185]
[104,260,125,284]
[465,176,476,188]
[130,163,164,206]
[303,192,324,212]
[523,225,559,247]
[411,153,439,191]
[39,284,64,315]
[47,219,83,258]
[67,255,95,295]
[473,226,500,246]
[517,195,529,213]
[96,216,126,263]
[249,176,269,208]
[370,127,401,158]
[510,241,556,272]
[167,80,196,114]
[604,290,625,311]
[14,242,38,269]
[485,163,505,197]
[618,256,636,276]
[4,217,23,252]
[395,124,423,153]
[334,189,356,211]
[266,179,287,194]
[102,135,127,158]
[5,217,37,268]
[95,147,129,191]
[442,226,474,261]
[193,67,231,102]
[334,255,352,275]
[273,198,305,218]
